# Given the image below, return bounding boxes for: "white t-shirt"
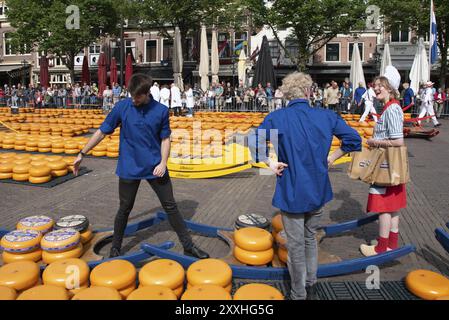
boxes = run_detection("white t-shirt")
[150,85,160,102]
[362,87,375,105]
[160,88,170,107]
[185,88,194,108]
[170,86,182,108]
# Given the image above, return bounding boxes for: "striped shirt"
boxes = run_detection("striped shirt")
[373,103,404,140]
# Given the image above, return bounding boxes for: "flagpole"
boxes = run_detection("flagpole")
[429,0,433,80]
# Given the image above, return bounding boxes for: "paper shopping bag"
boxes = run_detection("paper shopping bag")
[370,146,410,186]
[348,147,384,181]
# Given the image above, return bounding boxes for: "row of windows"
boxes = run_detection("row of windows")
[325,43,364,63]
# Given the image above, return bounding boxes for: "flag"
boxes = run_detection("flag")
[430,0,438,65]
[218,39,228,58]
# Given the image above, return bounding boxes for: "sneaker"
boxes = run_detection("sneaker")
[434,123,442,128]
[360,244,378,257]
[109,247,121,258]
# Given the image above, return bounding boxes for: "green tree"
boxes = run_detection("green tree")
[371,0,449,88]
[6,0,119,84]
[248,0,367,71]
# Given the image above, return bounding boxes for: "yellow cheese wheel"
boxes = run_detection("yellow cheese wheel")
[0,261,40,291]
[17,215,54,234]
[0,286,17,300]
[234,246,274,266]
[1,229,42,253]
[52,148,65,154]
[271,214,283,232]
[106,152,119,158]
[38,148,51,153]
[107,145,119,152]
[72,286,122,300]
[278,247,288,263]
[187,282,232,293]
[127,285,178,300]
[12,173,29,181]
[26,141,38,147]
[173,284,184,298]
[275,231,287,248]
[12,164,30,174]
[17,285,69,300]
[92,151,106,157]
[29,155,46,162]
[80,226,93,244]
[43,258,90,288]
[37,141,52,148]
[42,243,84,264]
[233,283,284,300]
[46,155,64,162]
[405,270,449,300]
[2,144,14,149]
[68,282,89,297]
[51,168,68,177]
[25,147,38,152]
[234,227,273,251]
[181,284,232,300]
[186,259,232,287]
[28,175,52,184]
[436,296,449,300]
[64,148,79,154]
[28,165,52,177]
[0,172,12,179]
[2,249,42,264]
[13,158,31,165]
[41,228,80,252]
[93,145,107,151]
[139,259,185,289]
[0,153,16,160]
[47,160,67,171]
[90,260,137,290]
[62,157,77,166]
[118,282,136,299]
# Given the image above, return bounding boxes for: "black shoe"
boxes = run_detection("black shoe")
[306,284,319,300]
[184,245,210,259]
[109,247,121,258]
[435,123,442,128]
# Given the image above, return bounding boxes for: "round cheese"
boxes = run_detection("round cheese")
[68,282,89,297]
[0,286,17,300]
[181,284,232,300]
[55,215,89,232]
[106,152,119,158]
[42,258,90,288]
[275,230,287,248]
[118,282,136,299]
[234,227,273,251]
[29,175,52,184]
[42,243,84,264]
[90,260,136,290]
[1,229,42,253]
[2,249,42,264]
[127,285,177,300]
[186,259,232,287]
[0,261,40,291]
[72,286,122,300]
[0,172,12,180]
[271,214,283,232]
[233,283,284,300]
[41,228,80,252]
[51,168,68,177]
[92,151,106,157]
[28,165,52,177]
[234,246,274,266]
[17,285,69,300]
[405,269,449,300]
[187,282,232,293]
[12,173,29,181]
[17,215,54,234]
[278,247,288,264]
[139,259,185,289]
[47,160,67,171]
[12,164,30,174]
[80,226,93,244]
[29,155,46,162]
[38,148,52,153]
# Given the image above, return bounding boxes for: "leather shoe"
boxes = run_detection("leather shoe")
[109,247,121,258]
[184,245,210,259]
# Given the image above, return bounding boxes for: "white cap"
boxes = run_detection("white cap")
[384,65,401,90]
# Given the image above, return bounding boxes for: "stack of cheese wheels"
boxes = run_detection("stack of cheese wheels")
[233,227,274,266]
[0,286,17,300]
[233,283,284,300]
[106,143,119,158]
[0,162,13,180]
[12,163,30,182]
[28,164,52,184]
[92,144,107,157]
[139,259,185,298]
[72,286,122,300]
[40,228,82,264]
[186,259,232,293]
[43,258,90,297]
[62,157,76,173]
[47,160,68,177]
[54,215,93,245]
[0,261,40,292]
[17,215,54,234]
[181,284,232,300]
[405,270,449,300]
[90,260,137,299]
[271,214,287,264]
[17,285,70,300]
[127,285,178,300]
[0,229,43,264]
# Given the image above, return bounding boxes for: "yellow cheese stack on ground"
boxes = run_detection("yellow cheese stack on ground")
[139,259,185,292]
[41,243,83,264]
[0,286,17,300]
[90,260,137,299]
[186,259,232,292]
[28,165,52,184]
[2,249,43,264]
[40,228,80,252]
[1,229,42,253]
[0,261,40,291]
[17,285,70,300]
[79,226,93,244]
[42,258,90,295]
[405,269,449,300]
[72,286,122,300]
[233,227,274,266]
[12,163,30,181]
[47,160,68,177]
[181,284,232,300]
[127,285,178,300]
[187,282,232,293]
[0,162,13,180]
[16,215,54,234]
[233,283,284,300]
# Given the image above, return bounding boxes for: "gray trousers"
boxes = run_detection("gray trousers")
[281,208,323,300]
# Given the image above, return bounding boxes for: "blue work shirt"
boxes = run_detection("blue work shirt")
[354,87,366,104]
[249,99,361,214]
[403,88,414,106]
[99,97,171,180]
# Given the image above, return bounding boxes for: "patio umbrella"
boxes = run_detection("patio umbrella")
[211,28,220,84]
[39,56,49,88]
[173,26,184,91]
[409,38,429,95]
[125,53,133,88]
[81,55,90,85]
[380,43,392,76]
[238,49,247,87]
[199,25,209,92]
[97,52,107,97]
[252,36,276,89]
[110,57,118,86]
[349,43,366,97]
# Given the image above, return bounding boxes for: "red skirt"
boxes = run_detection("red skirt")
[367,184,406,213]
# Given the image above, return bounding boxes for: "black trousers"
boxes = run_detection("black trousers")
[111,175,193,250]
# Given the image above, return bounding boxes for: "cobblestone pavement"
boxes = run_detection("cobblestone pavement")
[1,119,448,284]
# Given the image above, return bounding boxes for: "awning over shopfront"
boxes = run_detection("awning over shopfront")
[0,65,26,78]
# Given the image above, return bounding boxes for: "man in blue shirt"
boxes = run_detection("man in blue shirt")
[353,82,366,114]
[249,72,361,300]
[402,82,414,109]
[73,73,209,259]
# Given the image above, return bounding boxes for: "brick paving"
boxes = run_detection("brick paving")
[1,119,448,284]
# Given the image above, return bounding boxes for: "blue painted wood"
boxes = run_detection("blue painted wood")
[156,212,233,236]
[435,228,449,254]
[321,214,379,236]
[0,229,8,238]
[93,216,164,235]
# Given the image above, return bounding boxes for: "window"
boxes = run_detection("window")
[162,38,173,61]
[348,43,364,62]
[3,32,30,56]
[269,40,280,63]
[185,37,194,61]
[125,39,136,60]
[234,32,248,57]
[325,43,340,62]
[391,26,409,43]
[89,44,101,54]
[218,33,231,59]
[50,74,69,84]
[285,40,299,59]
[0,2,8,16]
[145,40,157,63]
